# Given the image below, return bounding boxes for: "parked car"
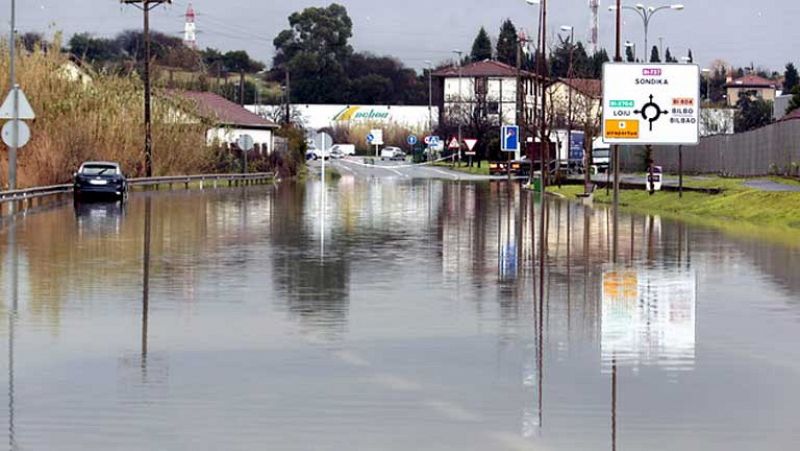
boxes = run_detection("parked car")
[305,143,331,161]
[330,147,345,159]
[380,146,406,161]
[330,144,356,156]
[73,161,127,201]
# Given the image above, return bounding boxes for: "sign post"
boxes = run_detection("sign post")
[237,134,254,174]
[501,125,520,182]
[369,129,383,157]
[602,63,700,260]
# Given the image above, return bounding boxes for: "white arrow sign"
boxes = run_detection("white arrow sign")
[0,87,36,120]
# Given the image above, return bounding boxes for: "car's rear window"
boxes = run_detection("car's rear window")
[81,165,118,175]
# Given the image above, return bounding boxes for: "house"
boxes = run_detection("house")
[546,78,602,129]
[174,91,280,153]
[724,75,777,106]
[432,60,542,156]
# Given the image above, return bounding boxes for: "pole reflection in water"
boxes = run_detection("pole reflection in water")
[141,197,152,376]
[6,222,18,451]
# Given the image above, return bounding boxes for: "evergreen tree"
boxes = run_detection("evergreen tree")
[664,48,673,63]
[470,27,493,62]
[625,45,635,63]
[687,49,693,63]
[589,49,610,78]
[786,86,800,116]
[496,19,518,66]
[649,45,660,63]
[784,63,799,93]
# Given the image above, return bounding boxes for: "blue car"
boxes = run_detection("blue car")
[73,161,128,201]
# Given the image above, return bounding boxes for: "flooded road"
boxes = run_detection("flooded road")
[2,178,800,450]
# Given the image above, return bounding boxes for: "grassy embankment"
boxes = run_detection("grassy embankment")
[549,177,800,246]
[0,36,226,189]
[433,161,491,176]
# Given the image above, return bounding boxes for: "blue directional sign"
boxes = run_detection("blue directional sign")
[501,125,519,152]
[407,135,418,146]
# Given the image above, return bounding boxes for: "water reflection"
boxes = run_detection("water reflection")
[74,200,126,237]
[1,179,799,450]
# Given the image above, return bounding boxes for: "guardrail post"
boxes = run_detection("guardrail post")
[185,179,189,189]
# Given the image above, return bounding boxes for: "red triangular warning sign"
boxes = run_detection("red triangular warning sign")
[448,137,460,149]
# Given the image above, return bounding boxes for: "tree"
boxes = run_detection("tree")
[470,27,493,62]
[784,63,799,93]
[221,50,265,73]
[734,94,773,132]
[786,86,800,116]
[550,40,591,78]
[687,49,694,63]
[625,45,635,63]
[664,48,677,63]
[272,3,354,103]
[69,33,122,63]
[496,19,518,66]
[649,46,660,63]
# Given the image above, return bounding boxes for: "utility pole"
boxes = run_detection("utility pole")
[453,50,464,166]
[8,0,18,190]
[239,70,245,106]
[121,0,172,178]
[539,0,548,189]
[613,0,621,263]
[284,69,291,126]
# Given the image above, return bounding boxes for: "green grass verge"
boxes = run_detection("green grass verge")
[550,178,800,248]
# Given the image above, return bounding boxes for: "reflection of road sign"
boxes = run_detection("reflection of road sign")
[448,137,460,149]
[602,63,699,145]
[0,87,36,120]
[237,134,255,151]
[407,135,418,145]
[501,125,519,152]
[2,120,31,148]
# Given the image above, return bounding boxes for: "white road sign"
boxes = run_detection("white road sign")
[602,63,700,145]
[237,134,255,151]
[0,87,36,120]
[2,120,31,148]
[369,129,384,146]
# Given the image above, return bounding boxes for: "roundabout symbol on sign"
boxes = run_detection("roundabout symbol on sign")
[634,94,669,131]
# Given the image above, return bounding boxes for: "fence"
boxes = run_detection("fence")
[619,119,800,176]
[0,172,274,216]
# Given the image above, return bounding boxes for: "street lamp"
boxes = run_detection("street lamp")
[701,68,711,103]
[608,3,684,63]
[452,49,463,164]
[425,60,433,137]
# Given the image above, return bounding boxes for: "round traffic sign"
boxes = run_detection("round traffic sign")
[367,133,375,143]
[407,135,418,145]
[237,134,255,151]
[2,120,30,148]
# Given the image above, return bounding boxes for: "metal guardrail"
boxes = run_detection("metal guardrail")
[0,172,274,205]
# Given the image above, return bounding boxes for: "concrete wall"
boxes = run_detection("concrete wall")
[619,119,800,176]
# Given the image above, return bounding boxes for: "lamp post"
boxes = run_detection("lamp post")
[524,0,542,182]
[701,68,711,103]
[425,60,433,138]
[452,49,463,165]
[560,25,575,181]
[608,3,684,63]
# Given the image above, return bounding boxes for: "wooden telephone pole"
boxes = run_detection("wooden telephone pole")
[120,0,172,178]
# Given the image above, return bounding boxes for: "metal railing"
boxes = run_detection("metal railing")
[0,172,274,206]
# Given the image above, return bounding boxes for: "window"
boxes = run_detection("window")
[488,102,499,114]
[475,77,488,96]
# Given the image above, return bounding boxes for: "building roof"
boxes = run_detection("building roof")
[780,107,800,122]
[432,60,538,79]
[174,91,279,129]
[556,78,602,98]
[725,75,777,89]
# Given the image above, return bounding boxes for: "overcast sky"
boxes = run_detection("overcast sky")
[2,0,798,72]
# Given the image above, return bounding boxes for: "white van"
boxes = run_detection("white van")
[330,144,356,156]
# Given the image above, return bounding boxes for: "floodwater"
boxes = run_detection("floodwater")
[1,178,799,451]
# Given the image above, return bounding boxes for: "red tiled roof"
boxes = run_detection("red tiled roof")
[558,78,602,98]
[432,60,538,78]
[175,91,278,129]
[725,75,777,89]
[780,108,800,122]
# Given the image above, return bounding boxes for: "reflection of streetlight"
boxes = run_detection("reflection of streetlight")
[560,25,575,175]
[608,3,684,62]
